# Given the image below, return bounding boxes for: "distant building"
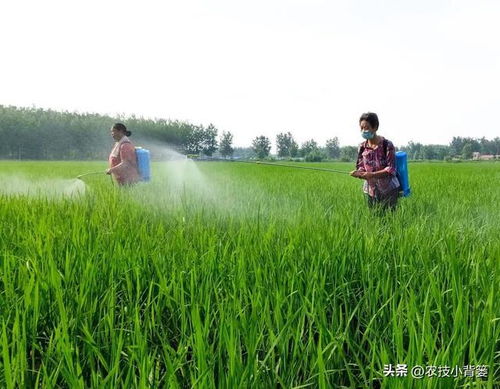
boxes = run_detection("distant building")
[472,152,499,160]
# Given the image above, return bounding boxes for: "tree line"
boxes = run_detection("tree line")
[249,134,500,161]
[0,105,498,162]
[0,105,230,160]
[400,137,500,160]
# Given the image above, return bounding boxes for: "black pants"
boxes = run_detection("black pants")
[366,188,399,212]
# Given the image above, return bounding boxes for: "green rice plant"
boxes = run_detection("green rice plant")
[0,160,498,388]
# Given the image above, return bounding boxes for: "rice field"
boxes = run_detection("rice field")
[0,160,499,388]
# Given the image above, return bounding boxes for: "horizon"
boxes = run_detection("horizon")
[2,103,497,151]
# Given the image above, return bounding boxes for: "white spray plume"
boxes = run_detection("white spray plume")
[0,174,86,198]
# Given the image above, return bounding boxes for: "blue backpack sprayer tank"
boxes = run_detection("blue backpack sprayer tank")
[395,151,410,197]
[135,147,151,181]
[375,139,411,197]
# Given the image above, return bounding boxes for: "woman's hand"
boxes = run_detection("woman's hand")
[351,170,374,180]
[351,170,374,179]
[350,170,363,178]
[106,168,112,175]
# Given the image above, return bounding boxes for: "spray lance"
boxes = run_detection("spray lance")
[236,160,350,175]
[76,171,106,179]
[76,171,116,186]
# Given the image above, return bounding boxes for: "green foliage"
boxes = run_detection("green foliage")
[340,145,358,162]
[0,105,204,160]
[251,136,271,159]
[276,132,298,158]
[304,150,326,162]
[180,123,219,156]
[300,139,319,157]
[201,124,218,157]
[219,131,234,158]
[462,143,473,160]
[0,161,498,387]
[450,136,480,156]
[401,141,424,160]
[232,147,255,159]
[448,136,500,157]
[325,137,340,159]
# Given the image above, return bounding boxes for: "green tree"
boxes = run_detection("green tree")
[405,141,423,160]
[233,147,255,159]
[219,131,234,159]
[300,139,318,157]
[493,137,500,155]
[252,136,271,159]
[325,137,340,159]
[450,136,464,156]
[450,137,480,156]
[304,150,326,162]
[462,143,473,160]
[202,124,218,156]
[0,105,200,160]
[422,145,438,160]
[184,125,205,155]
[339,146,358,162]
[289,141,299,158]
[434,145,451,160]
[276,132,298,158]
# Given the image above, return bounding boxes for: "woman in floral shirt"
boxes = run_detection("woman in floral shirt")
[106,123,141,186]
[350,112,400,211]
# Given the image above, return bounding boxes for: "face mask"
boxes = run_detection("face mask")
[362,131,374,140]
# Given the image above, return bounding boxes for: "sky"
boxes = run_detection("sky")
[1,0,499,148]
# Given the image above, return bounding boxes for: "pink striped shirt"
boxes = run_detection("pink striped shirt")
[108,136,141,185]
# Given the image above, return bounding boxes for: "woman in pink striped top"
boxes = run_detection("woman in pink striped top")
[350,112,400,211]
[106,123,141,186]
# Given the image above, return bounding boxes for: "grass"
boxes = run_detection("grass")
[0,160,499,388]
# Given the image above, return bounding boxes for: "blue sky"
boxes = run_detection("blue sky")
[1,0,499,147]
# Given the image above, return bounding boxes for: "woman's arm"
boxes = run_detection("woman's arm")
[360,170,390,180]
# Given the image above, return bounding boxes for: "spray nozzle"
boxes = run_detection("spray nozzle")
[76,171,106,180]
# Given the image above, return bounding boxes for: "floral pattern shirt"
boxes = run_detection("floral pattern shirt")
[355,137,400,198]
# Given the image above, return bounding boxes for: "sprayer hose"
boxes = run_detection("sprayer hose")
[236,160,349,175]
[77,171,105,179]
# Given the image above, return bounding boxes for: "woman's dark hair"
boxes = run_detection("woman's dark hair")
[112,122,132,137]
[359,112,379,130]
